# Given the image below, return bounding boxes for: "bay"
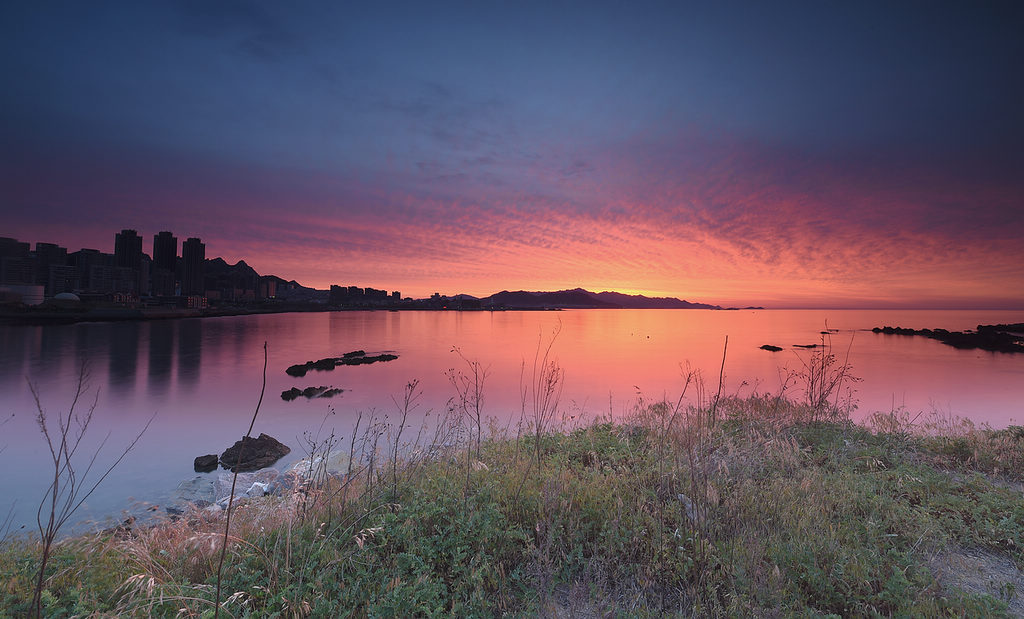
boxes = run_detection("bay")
[2,308,1022,533]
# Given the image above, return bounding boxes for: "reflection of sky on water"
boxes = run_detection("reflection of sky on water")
[0,309,1022,534]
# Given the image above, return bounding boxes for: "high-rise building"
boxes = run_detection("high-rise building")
[114,229,143,294]
[181,237,205,296]
[152,231,178,296]
[114,229,142,270]
[153,231,177,271]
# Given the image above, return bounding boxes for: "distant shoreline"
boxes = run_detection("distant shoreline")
[0,304,565,326]
[0,304,772,326]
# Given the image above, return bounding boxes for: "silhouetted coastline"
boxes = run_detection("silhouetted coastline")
[872,324,1024,353]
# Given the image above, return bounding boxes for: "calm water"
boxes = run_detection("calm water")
[2,309,1023,533]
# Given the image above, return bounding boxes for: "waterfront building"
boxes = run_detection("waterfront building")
[33,242,68,294]
[181,237,205,296]
[152,231,178,297]
[114,229,143,294]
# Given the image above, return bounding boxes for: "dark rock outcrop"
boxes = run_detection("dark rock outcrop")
[286,351,399,377]
[193,454,219,472]
[760,344,783,352]
[872,325,1024,353]
[281,386,344,401]
[220,433,291,472]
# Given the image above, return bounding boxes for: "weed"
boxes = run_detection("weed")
[28,362,151,618]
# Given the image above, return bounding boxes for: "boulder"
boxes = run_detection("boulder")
[288,450,351,481]
[213,470,281,501]
[171,476,216,506]
[194,454,219,472]
[220,433,291,472]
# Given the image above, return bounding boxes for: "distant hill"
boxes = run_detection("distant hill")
[204,257,259,290]
[204,258,327,302]
[483,289,618,308]
[590,290,721,310]
[480,288,722,309]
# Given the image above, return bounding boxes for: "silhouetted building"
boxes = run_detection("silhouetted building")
[152,231,177,296]
[181,237,205,296]
[88,265,137,294]
[140,253,151,296]
[259,276,277,299]
[33,243,68,294]
[0,237,30,259]
[0,256,35,285]
[114,229,142,270]
[391,291,401,300]
[0,237,34,285]
[69,249,108,291]
[328,285,346,304]
[48,265,78,295]
[114,229,143,293]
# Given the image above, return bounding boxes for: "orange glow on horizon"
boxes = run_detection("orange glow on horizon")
[7,130,1023,310]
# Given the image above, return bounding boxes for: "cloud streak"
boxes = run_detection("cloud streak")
[2,2,1021,308]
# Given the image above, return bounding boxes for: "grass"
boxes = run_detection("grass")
[1,391,1022,617]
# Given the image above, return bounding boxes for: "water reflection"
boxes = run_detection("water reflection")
[147,321,175,396]
[109,322,141,394]
[38,324,70,384]
[0,326,28,387]
[0,309,1022,535]
[177,318,202,391]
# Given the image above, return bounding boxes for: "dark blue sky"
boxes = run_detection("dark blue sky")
[3,1,1022,306]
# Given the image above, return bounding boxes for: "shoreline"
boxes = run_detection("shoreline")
[0,304,564,326]
[2,396,1021,616]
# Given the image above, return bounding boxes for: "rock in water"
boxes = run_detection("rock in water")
[220,433,291,472]
[194,454,219,472]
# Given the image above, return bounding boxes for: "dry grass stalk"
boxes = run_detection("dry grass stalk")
[214,341,268,618]
[28,362,152,618]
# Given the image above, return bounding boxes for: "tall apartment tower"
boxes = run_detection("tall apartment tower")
[181,237,205,296]
[152,231,178,296]
[114,229,142,270]
[114,229,143,294]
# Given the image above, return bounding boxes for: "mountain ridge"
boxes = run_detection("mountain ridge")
[479,288,723,309]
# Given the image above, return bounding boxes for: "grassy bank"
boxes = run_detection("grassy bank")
[2,392,1022,617]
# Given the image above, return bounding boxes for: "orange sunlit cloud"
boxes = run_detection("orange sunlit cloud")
[4,127,1023,309]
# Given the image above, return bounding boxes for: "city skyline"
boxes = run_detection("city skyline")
[1,228,410,305]
[2,2,1023,309]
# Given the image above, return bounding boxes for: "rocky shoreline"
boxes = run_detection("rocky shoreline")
[872,323,1024,353]
[167,450,351,519]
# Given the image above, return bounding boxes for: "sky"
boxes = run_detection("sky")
[2,1,1022,308]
